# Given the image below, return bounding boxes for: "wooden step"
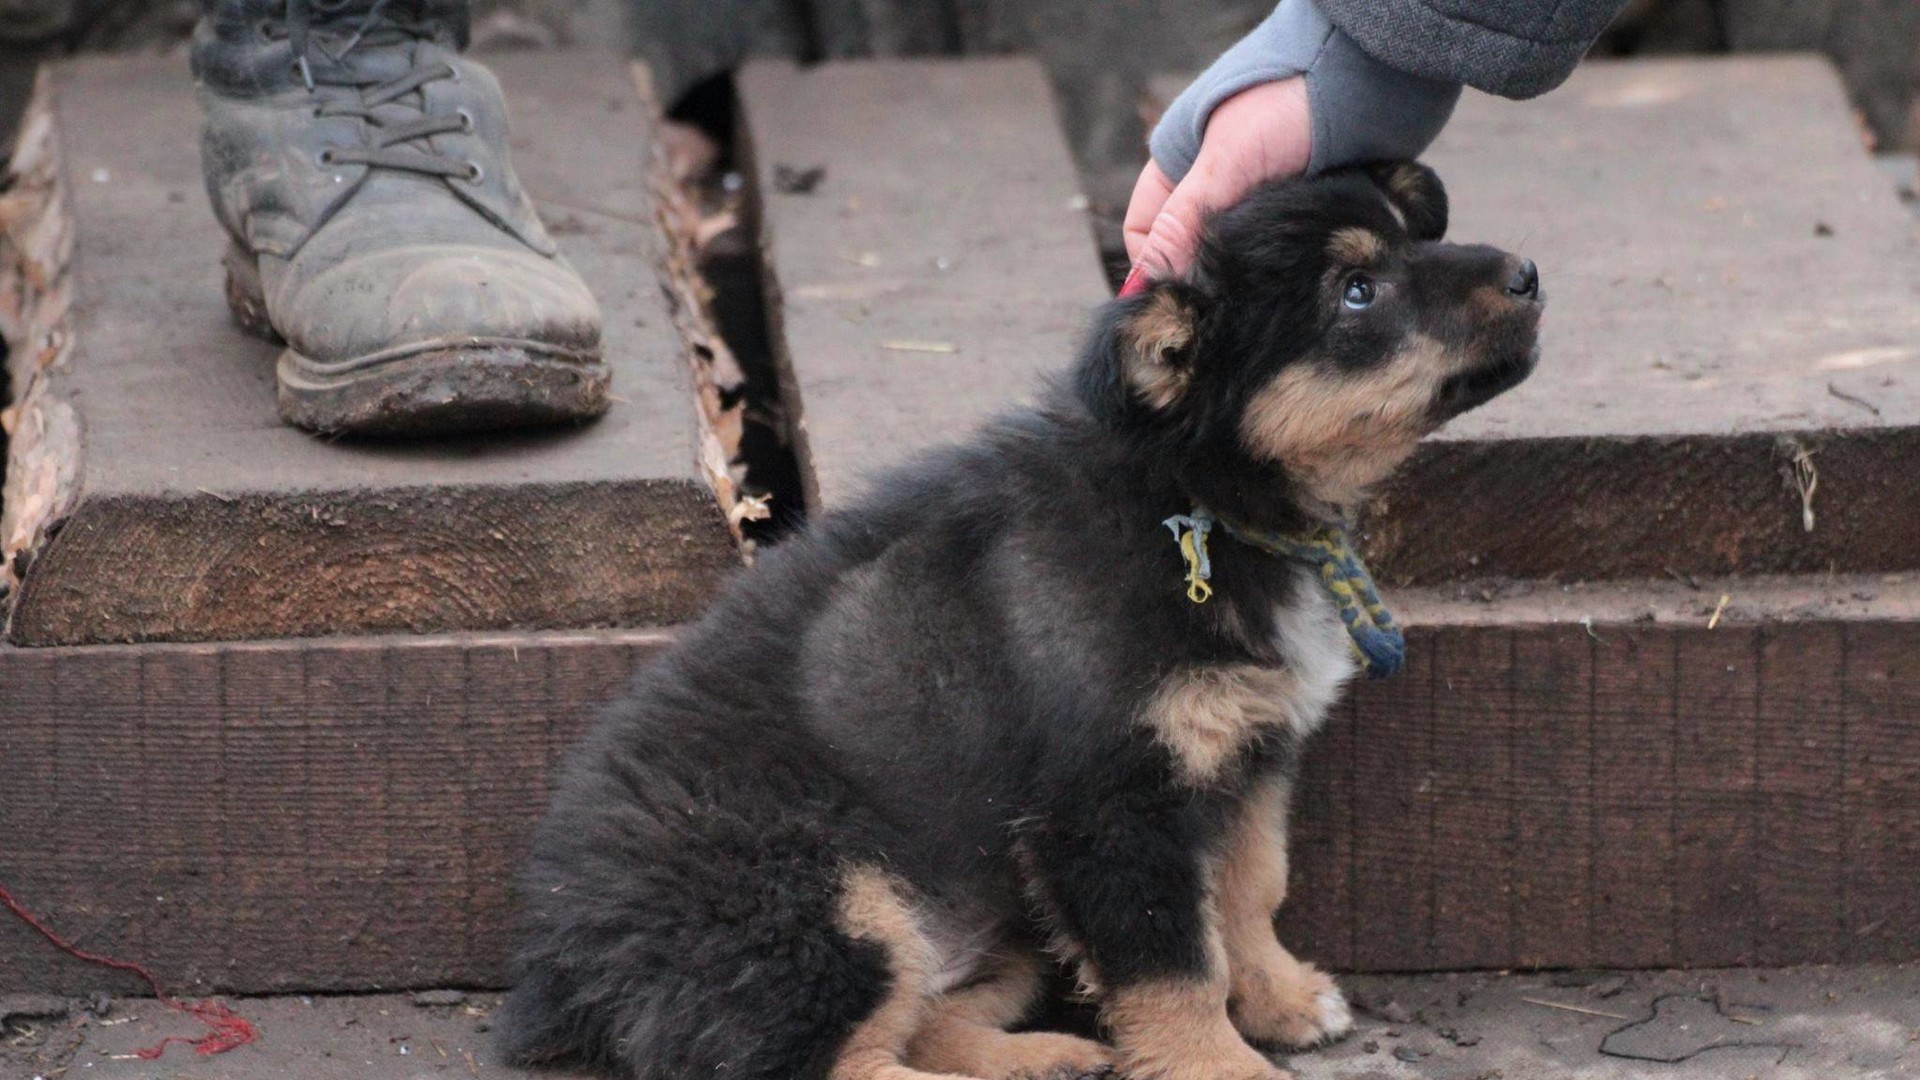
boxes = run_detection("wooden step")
[754,55,1920,584]
[5,53,1918,997]
[1287,573,1920,973]
[1368,56,1920,586]
[738,57,1111,510]
[0,51,741,647]
[2,581,1915,994]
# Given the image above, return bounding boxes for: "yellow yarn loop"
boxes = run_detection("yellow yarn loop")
[1163,512,1215,605]
[1178,529,1213,603]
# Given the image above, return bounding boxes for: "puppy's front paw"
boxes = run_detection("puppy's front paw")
[993,1031,1116,1079]
[1230,961,1352,1050]
[1120,1034,1293,1080]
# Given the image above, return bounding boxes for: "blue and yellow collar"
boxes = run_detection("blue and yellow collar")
[1162,507,1406,680]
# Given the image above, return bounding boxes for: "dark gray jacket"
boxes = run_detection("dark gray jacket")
[1151,0,1628,180]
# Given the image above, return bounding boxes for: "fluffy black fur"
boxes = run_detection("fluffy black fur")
[502,163,1541,1080]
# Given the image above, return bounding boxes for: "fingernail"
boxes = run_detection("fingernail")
[1118,265,1149,298]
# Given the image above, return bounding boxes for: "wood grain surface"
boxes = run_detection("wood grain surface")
[4,599,1918,992]
[1,52,739,645]
[739,57,1111,510]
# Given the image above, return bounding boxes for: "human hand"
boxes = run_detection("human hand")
[1122,77,1313,288]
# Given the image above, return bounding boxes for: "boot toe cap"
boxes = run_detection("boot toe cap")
[274,244,603,365]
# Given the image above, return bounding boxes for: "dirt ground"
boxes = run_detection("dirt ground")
[6,964,1917,1080]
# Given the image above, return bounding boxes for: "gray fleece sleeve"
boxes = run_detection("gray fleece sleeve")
[1148,0,1463,182]
[1318,0,1631,99]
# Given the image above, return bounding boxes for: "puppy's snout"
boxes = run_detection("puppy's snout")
[1504,258,1540,300]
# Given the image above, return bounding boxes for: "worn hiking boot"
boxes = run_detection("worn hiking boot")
[192,0,609,436]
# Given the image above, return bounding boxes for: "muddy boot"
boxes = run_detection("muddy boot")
[192,0,609,436]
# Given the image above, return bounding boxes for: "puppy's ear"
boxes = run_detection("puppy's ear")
[1368,161,1448,242]
[1118,284,1204,409]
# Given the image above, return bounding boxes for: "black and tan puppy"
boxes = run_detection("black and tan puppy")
[503,162,1542,1080]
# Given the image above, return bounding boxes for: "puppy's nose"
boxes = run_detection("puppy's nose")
[1504,258,1540,300]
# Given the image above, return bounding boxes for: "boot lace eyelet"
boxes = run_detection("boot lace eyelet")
[318,149,337,167]
[463,162,484,183]
[456,109,474,133]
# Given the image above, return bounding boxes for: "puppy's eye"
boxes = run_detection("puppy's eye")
[1342,274,1376,310]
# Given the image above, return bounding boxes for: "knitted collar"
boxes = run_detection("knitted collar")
[1162,507,1406,680]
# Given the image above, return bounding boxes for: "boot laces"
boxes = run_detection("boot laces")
[270,0,478,181]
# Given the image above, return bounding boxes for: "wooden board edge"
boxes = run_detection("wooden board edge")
[6,479,739,646]
[733,60,824,514]
[1365,427,1920,584]
[631,59,761,538]
[0,66,79,615]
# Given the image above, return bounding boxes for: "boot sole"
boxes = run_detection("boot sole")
[224,245,612,437]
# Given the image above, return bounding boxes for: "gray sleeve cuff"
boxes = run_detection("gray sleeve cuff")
[1147,0,1462,183]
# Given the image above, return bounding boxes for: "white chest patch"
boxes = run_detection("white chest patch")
[1139,571,1359,786]
[1268,567,1360,737]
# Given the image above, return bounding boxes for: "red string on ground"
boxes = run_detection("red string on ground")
[0,879,256,1059]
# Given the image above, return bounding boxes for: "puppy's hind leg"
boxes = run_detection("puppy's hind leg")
[906,950,1114,1079]
[834,867,983,1080]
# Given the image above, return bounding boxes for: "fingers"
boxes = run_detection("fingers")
[1121,78,1315,285]
[1122,157,1209,283]
[1123,160,1176,267]
[1135,160,1219,279]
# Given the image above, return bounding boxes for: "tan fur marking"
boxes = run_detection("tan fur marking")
[1123,291,1195,409]
[907,951,1115,1079]
[1104,969,1288,1080]
[1325,227,1385,266]
[1142,664,1304,786]
[1239,334,1459,506]
[1382,163,1426,206]
[1216,778,1346,1048]
[1378,163,1428,231]
[831,867,970,1080]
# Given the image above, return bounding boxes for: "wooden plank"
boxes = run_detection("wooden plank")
[134,649,228,987]
[1755,623,1847,965]
[1346,638,1436,971]
[1671,628,1762,967]
[1276,694,1356,972]
[0,629,663,994]
[1588,631,1680,968]
[218,648,320,989]
[1367,429,1920,584]
[1427,627,1518,970]
[300,640,401,985]
[463,642,555,978]
[381,645,473,987]
[1840,623,1920,962]
[738,57,1110,510]
[1509,626,1596,968]
[6,599,1920,992]
[0,52,741,646]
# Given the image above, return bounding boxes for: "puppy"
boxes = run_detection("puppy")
[502,162,1542,1080]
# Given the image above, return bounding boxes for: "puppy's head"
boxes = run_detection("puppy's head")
[1086,162,1542,509]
